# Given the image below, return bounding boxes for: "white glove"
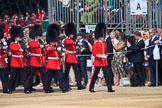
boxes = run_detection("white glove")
[57,47,62,52]
[101,54,107,59]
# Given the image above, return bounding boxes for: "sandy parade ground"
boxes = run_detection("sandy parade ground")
[0,86,162,108]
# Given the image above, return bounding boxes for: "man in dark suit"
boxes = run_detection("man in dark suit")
[146,29,159,86]
[105,32,114,85]
[77,32,89,86]
[127,31,145,86]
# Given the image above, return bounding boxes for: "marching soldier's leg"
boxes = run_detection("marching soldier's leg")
[7,68,18,93]
[72,63,86,90]
[25,66,37,93]
[56,70,69,93]
[39,67,46,90]
[13,69,20,89]
[64,63,72,88]
[0,68,9,93]
[20,68,27,87]
[89,66,100,92]
[102,66,115,92]
[45,69,54,93]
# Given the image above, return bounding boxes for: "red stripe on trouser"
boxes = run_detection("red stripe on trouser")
[89,66,96,90]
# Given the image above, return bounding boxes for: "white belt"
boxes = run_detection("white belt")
[66,50,76,54]
[30,53,42,56]
[48,57,59,60]
[12,55,24,58]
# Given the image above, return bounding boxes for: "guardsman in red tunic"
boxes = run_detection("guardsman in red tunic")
[25,24,46,94]
[0,27,9,93]
[89,23,115,93]
[45,24,69,93]
[63,23,86,90]
[7,26,28,94]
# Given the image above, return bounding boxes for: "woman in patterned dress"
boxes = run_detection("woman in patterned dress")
[112,32,126,86]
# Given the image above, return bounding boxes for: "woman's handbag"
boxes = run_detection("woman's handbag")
[120,77,131,87]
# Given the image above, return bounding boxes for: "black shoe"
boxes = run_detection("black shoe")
[83,83,87,87]
[148,83,156,87]
[108,90,115,92]
[62,88,70,93]
[24,90,32,94]
[49,89,54,92]
[89,89,95,93]
[158,82,162,85]
[44,90,54,93]
[4,89,12,94]
[67,87,72,91]
[49,86,53,90]
[78,86,86,90]
[31,88,36,91]
[12,88,15,91]
[3,89,8,93]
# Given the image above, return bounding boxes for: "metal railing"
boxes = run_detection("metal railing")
[48,0,162,34]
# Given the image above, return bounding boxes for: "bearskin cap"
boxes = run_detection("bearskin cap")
[47,23,60,36]
[46,29,59,43]
[95,23,107,39]
[29,24,42,38]
[65,22,76,37]
[10,26,24,39]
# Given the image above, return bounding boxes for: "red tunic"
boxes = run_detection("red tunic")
[10,42,27,68]
[0,48,8,68]
[31,15,36,25]
[38,9,45,23]
[63,37,78,64]
[46,44,61,70]
[92,41,108,67]
[28,40,45,67]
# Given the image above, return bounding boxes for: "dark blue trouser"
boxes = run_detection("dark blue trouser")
[64,63,83,88]
[0,68,9,92]
[89,66,113,91]
[25,67,46,90]
[108,59,114,85]
[149,59,156,86]
[45,69,68,91]
[8,67,26,91]
[133,62,145,86]
[78,61,88,85]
